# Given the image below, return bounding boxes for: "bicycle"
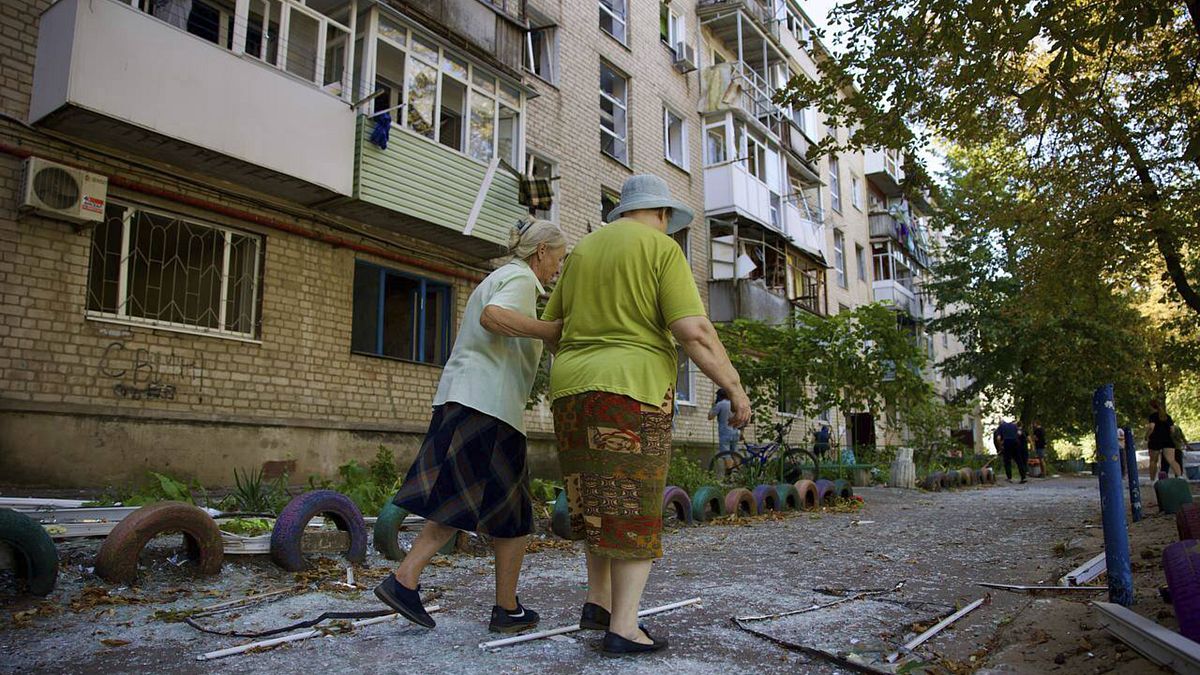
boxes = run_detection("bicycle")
[708,417,822,483]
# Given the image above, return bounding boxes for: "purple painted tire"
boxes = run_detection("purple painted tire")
[752,484,780,513]
[270,490,367,571]
[1163,540,1200,641]
[662,486,694,525]
[725,488,756,517]
[1179,505,1200,542]
[813,479,836,506]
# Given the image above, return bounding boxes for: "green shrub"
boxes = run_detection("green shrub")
[667,454,722,495]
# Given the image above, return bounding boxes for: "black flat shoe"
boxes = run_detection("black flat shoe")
[601,626,669,655]
[579,602,611,630]
[373,573,435,628]
[489,598,540,633]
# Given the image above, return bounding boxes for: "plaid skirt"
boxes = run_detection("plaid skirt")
[552,390,674,560]
[392,402,532,538]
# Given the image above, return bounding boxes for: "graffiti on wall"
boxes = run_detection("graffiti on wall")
[98,342,206,402]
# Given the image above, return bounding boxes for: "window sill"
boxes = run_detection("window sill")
[664,157,690,175]
[675,399,697,408]
[524,70,560,90]
[601,29,632,53]
[86,313,262,345]
[350,350,447,369]
[601,150,632,171]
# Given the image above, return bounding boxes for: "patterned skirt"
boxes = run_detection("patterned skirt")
[392,402,532,538]
[552,390,674,560]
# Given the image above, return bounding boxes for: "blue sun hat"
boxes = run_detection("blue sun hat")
[607,174,695,234]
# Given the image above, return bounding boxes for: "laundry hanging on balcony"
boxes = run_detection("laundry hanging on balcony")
[154,0,192,29]
[369,113,392,150]
[518,175,554,212]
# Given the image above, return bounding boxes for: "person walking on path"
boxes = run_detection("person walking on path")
[708,388,740,476]
[373,219,566,634]
[543,175,750,655]
[994,419,1026,483]
[1032,421,1047,476]
[1146,400,1182,479]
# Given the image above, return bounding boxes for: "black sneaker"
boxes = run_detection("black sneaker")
[488,599,539,633]
[1020,479,1028,484]
[579,602,611,630]
[601,626,669,655]
[373,573,435,628]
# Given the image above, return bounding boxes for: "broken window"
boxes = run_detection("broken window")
[351,261,452,365]
[87,202,262,338]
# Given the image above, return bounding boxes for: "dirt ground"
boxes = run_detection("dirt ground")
[0,476,1189,674]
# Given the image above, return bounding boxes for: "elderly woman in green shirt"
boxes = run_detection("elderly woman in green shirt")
[544,175,751,655]
[374,219,566,635]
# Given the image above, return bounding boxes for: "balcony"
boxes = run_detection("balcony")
[30,0,356,204]
[782,200,826,263]
[705,162,782,232]
[865,148,904,196]
[394,0,527,74]
[330,117,527,260]
[701,62,783,123]
[873,280,923,322]
[698,0,782,38]
[709,279,794,325]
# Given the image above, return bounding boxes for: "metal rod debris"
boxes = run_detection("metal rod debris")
[887,597,986,663]
[196,605,442,660]
[732,619,891,675]
[736,582,904,622]
[1093,601,1200,673]
[1060,552,1107,587]
[479,597,702,650]
[977,582,1106,594]
[191,589,294,618]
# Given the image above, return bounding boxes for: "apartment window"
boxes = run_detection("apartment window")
[664,108,688,170]
[660,3,684,54]
[872,242,892,280]
[87,202,262,339]
[526,152,558,222]
[600,63,629,164]
[601,188,621,223]
[705,122,728,165]
[829,156,842,213]
[351,261,452,365]
[856,244,866,282]
[600,0,627,44]
[372,18,523,167]
[851,174,863,210]
[833,229,847,289]
[526,25,559,84]
[677,349,694,403]
[943,331,949,349]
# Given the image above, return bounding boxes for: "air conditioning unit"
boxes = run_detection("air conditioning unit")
[20,157,107,224]
[673,42,697,73]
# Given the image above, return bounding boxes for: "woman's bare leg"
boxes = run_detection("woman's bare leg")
[608,558,653,644]
[585,550,612,610]
[395,521,458,589]
[492,535,529,609]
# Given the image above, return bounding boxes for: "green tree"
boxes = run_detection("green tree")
[779,0,1200,317]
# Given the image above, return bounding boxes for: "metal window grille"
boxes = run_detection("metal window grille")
[87,202,262,339]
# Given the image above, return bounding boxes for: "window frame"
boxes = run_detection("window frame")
[350,259,454,366]
[660,3,684,55]
[525,150,559,223]
[525,24,559,85]
[672,228,695,404]
[829,155,842,213]
[599,62,629,164]
[370,15,526,169]
[663,106,689,171]
[850,173,862,210]
[599,0,628,45]
[601,187,621,223]
[85,199,264,342]
[833,229,847,289]
[855,243,867,282]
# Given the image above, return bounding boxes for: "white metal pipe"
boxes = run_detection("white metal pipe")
[478,597,701,650]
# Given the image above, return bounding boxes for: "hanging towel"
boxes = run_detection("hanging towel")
[369,113,392,150]
[519,176,554,211]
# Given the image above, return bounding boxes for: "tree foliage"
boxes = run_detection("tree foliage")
[779,0,1200,317]
[717,303,932,439]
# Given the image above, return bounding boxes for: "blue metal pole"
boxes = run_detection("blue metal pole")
[1124,426,1142,523]
[1094,385,1133,606]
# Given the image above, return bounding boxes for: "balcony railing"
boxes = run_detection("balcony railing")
[31,0,356,202]
[698,0,781,35]
[873,280,923,321]
[701,62,784,123]
[704,161,782,232]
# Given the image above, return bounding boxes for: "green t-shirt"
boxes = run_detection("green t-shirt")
[542,219,706,406]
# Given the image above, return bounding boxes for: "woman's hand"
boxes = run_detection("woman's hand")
[481,305,560,343]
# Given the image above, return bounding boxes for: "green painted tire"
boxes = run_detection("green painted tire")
[372,502,455,559]
[831,479,853,501]
[690,486,727,522]
[775,483,802,511]
[551,490,583,540]
[0,508,58,596]
[1156,478,1195,515]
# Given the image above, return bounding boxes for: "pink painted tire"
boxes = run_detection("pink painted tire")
[724,488,756,517]
[793,480,818,510]
[662,486,694,525]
